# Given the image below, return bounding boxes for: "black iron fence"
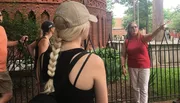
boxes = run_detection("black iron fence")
[7,46,37,103]
[7,34,180,103]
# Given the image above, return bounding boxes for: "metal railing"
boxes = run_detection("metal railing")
[7,34,180,103]
[7,46,37,103]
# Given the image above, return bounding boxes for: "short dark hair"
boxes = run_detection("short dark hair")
[41,21,54,36]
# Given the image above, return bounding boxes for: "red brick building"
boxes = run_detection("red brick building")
[112,18,126,40]
[0,0,112,49]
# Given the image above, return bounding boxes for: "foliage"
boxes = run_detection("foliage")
[166,12,180,32]
[121,0,153,32]
[108,0,180,33]
[163,5,180,32]
[118,0,180,33]
[94,47,126,83]
[106,0,116,27]
[1,18,39,43]
[106,0,153,32]
[1,14,39,59]
[106,0,114,12]
[149,68,180,99]
[164,9,173,21]
[121,8,134,29]
[112,18,116,27]
[169,14,180,32]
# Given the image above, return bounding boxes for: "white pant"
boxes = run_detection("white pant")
[128,68,150,103]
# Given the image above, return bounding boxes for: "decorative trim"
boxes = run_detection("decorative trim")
[86,0,106,11]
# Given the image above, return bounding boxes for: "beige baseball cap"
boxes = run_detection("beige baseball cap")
[54,0,98,30]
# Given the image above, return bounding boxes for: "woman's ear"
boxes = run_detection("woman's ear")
[49,27,55,33]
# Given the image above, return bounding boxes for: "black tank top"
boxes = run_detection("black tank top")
[40,48,95,103]
[34,37,51,71]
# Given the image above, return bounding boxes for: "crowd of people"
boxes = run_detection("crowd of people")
[0,0,173,103]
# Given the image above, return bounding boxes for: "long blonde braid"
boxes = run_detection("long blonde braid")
[43,31,62,94]
[43,21,90,94]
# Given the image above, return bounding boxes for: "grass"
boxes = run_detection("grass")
[149,67,180,100]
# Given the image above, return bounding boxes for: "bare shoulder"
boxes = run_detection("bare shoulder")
[0,26,6,37]
[87,53,105,73]
[0,26,5,31]
[38,38,49,46]
[89,53,104,65]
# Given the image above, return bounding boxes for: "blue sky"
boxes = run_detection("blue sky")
[113,0,180,18]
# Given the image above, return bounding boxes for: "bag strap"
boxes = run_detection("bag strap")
[68,51,89,69]
[38,53,45,85]
[35,53,45,93]
[39,53,44,73]
[68,51,91,86]
[73,53,92,86]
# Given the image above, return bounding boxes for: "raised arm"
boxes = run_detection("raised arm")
[143,21,170,42]
[27,41,37,58]
[7,40,19,47]
[8,35,28,47]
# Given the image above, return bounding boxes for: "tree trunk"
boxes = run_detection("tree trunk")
[133,0,136,22]
[152,0,164,41]
[145,0,149,33]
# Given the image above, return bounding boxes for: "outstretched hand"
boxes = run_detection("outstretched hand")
[159,20,171,30]
[19,35,28,43]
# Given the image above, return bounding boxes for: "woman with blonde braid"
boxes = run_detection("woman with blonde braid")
[33,1,108,103]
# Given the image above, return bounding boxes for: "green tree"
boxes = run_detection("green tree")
[107,0,180,32]
[164,5,180,32]
[106,0,114,12]
[168,12,180,32]
[163,9,172,21]
[106,0,116,27]
[1,17,39,44]
[109,0,152,32]
[122,0,152,32]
